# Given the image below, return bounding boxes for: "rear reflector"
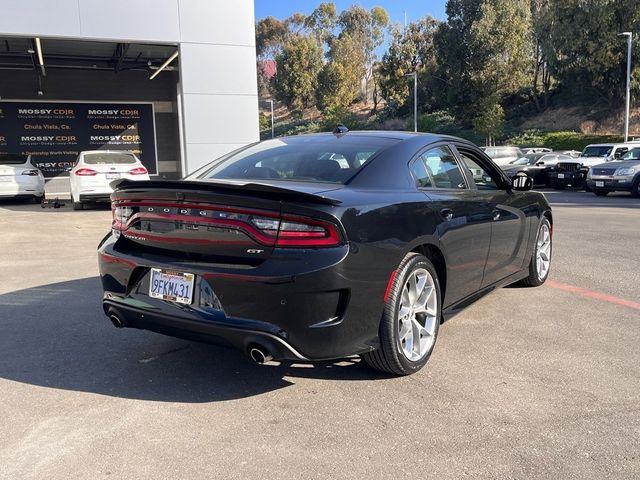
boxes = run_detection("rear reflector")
[128,167,148,175]
[75,168,98,176]
[383,270,398,302]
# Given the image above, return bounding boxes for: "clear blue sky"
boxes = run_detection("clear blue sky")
[254,1,448,25]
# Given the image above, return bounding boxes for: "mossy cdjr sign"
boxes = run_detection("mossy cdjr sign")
[0,101,157,177]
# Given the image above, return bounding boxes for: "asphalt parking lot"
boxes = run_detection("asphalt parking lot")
[0,189,639,479]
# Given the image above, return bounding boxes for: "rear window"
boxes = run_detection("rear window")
[192,136,399,184]
[83,152,137,164]
[0,154,28,165]
[582,146,612,157]
[621,148,640,160]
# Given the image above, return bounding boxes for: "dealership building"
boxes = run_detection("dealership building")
[0,0,259,186]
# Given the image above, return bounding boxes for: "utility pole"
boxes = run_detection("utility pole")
[268,99,274,139]
[406,72,417,132]
[619,32,632,142]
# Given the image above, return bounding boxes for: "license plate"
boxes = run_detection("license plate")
[149,268,195,305]
[557,173,565,179]
[106,172,121,180]
[596,181,604,187]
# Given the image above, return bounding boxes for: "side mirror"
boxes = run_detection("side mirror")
[511,173,533,191]
[65,167,73,172]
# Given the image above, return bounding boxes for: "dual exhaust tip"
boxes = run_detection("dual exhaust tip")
[249,346,273,365]
[109,310,274,365]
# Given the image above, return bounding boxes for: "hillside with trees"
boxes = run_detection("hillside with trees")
[256,0,640,148]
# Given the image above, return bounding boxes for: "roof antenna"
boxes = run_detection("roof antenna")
[333,124,349,136]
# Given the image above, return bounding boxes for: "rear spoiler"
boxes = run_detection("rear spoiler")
[110,179,342,206]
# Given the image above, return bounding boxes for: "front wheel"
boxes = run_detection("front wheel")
[518,217,552,287]
[630,177,640,198]
[361,253,441,376]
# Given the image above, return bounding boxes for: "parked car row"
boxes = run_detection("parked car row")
[483,142,640,198]
[0,150,150,208]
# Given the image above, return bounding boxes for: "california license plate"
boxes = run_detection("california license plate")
[106,172,121,180]
[149,268,195,304]
[557,173,565,179]
[596,181,604,187]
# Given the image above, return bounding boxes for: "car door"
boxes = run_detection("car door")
[453,144,529,287]
[411,144,493,306]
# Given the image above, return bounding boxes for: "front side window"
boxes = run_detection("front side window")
[412,146,467,189]
[459,152,499,190]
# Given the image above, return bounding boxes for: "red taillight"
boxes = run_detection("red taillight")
[21,169,40,176]
[75,168,98,176]
[272,216,341,247]
[128,166,148,175]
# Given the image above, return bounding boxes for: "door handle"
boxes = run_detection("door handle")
[492,209,501,221]
[440,208,453,221]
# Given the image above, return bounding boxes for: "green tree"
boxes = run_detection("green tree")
[273,35,323,111]
[337,5,390,104]
[545,0,640,104]
[304,2,337,44]
[473,97,504,145]
[316,33,366,112]
[435,0,532,122]
[378,17,440,114]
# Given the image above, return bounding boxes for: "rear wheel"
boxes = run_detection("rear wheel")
[631,177,640,198]
[594,190,608,197]
[518,217,552,287]
[362,253,441,376]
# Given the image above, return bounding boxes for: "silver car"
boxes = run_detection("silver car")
[586,147,640,197]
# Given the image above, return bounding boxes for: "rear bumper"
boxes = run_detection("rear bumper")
[0,178,44,197]
[549,171,585,187]
[98,234,385,361]
[586,177,634,192]
[79,192,113,202]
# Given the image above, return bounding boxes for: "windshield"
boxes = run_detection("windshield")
[192,136,400,184]
[0,154,28,165]
[621,148,640,161]
[582,146,612,157]
[83,152,137,164]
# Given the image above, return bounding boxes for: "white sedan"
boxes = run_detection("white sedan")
[0,154,45,203]
[70,150,150,210]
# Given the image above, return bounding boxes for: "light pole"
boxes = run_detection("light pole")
[406,72,417,132]
[619,32,632,142]
[267,99,274,139]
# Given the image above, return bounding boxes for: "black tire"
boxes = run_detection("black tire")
[593,190,608,197]
[32,195,44,204]
[630,177,640,199]
[71,194,84,210]
[518,217,552,287]
[583,180,592,192]
[361,253,441,376]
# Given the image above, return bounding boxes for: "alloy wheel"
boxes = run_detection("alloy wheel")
[536,223,551,280]
[397,268,438,361]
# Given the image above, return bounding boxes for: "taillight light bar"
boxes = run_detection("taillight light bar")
[111,201,343,248]
[75,168,98,176]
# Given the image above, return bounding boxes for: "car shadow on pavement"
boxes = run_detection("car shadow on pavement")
[0,278,388,403]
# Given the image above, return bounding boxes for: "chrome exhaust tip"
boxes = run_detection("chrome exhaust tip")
[249,346,272,365]
[109,314,124,328]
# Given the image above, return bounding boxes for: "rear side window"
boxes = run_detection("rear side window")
[412,146,467,189]
[0,154,28,165]
[193,136,399,184]
[84,152,137,164]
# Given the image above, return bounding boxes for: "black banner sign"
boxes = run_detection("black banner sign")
[0,101,158,177]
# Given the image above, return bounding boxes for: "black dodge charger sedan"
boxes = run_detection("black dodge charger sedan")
[98,130,553,375]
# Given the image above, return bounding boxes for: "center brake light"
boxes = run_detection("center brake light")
[75,168,98,176]
[111,202,342,248]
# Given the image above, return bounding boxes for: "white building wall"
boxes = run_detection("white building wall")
[0,0,259,174]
